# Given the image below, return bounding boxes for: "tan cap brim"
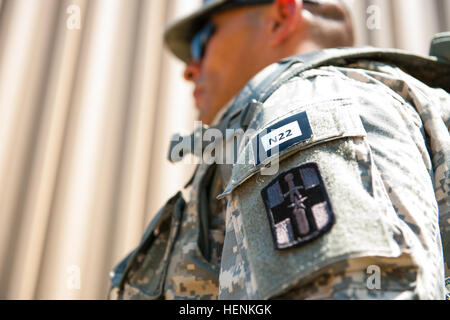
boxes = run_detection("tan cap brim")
[163,1,228,64]
[163,0,329,63]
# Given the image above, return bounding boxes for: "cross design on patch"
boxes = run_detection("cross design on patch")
[261,163,336,250]
[284,173,308,210]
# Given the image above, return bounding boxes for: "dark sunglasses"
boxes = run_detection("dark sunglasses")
[189,0,321,62]
[191,21,216,62]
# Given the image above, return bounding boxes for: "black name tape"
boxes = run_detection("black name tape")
[254,112,313,166]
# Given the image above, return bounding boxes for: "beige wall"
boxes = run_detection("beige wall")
[0,0,448,300]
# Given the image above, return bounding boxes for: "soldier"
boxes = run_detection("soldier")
[109,0,450,300]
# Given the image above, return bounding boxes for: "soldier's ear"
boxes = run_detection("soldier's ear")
[268,0,303,47]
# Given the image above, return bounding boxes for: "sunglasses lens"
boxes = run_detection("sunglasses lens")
[191,38,202,62]
[191,22,215,61]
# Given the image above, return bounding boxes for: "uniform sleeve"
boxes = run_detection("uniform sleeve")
[217,69,446,300]
[404,84,450,281]
[429,88,450,279]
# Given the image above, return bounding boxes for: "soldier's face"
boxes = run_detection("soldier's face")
[184,6,270,125]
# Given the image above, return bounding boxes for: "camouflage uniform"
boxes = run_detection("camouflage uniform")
[109,48,450,300]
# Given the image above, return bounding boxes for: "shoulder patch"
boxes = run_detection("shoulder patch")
[261,163,335,250]
[255,112,312,165]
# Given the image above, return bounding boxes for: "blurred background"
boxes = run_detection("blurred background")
[0,0,448,300]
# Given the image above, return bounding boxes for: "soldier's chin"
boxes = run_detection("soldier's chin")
[197,112,210,125]
[197,108,214,126]
[195,100,206,121]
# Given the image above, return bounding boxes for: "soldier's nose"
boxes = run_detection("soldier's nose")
[184,61,201,82]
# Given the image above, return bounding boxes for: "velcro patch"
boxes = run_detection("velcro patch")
[261,163,335,250]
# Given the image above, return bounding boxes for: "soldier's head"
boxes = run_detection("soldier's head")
[164,0,354,125]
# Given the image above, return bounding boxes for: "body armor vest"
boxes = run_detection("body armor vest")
[109,39,450,300]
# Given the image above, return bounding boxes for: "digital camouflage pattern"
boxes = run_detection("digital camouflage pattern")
[108,192,186,300]
[108,165,226,300]
[162,164,225,300]
[218,60,449,300]
[108,53,449,300]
